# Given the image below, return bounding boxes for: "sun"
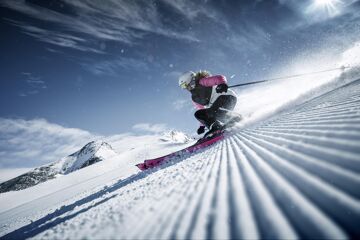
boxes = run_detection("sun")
[313,0,343,16]
[315,0,341,6]
[315,0,334,6]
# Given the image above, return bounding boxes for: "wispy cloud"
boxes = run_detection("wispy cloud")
[19,72,47,97]
[162,0,226,24]
[17,23,105,54]
[0,118,99,168]
[132,123,168,133]
[172,99,191,111]
[0,0,203,53]
[82,57,149,76]
[224,25,272,53]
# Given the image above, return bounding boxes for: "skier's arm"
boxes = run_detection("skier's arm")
[199,75,227,87]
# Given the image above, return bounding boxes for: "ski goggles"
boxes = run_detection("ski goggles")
[180,78,195,89]
[180,81,189,89]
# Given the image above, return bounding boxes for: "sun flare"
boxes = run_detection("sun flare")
[315,0,335,6]
[313,0,343,16]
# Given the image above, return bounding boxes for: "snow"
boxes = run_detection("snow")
[0,51,360,238]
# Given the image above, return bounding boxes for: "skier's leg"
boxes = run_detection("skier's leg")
[212,95,237,111]
[210,95,237,123]
[195,96,238,132]
[194,109,216,129]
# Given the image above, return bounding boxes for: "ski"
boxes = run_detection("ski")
[136,132,224,170]
[136,115,242,171]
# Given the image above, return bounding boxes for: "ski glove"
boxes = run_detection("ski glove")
[216,83,228,93]
[197,126,205,135]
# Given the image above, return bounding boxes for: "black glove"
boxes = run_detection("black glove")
[216,83,228,93]
[197,126,205,135]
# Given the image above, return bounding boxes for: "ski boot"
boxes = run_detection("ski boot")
[203,120,224,138]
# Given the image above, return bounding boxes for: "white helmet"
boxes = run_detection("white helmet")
[178,71,195,89]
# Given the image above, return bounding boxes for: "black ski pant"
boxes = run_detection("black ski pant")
[194,95,237,129]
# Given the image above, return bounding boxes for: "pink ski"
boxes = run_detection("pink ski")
[136,133,224,170]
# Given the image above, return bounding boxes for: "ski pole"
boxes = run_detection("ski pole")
[228,66,350,89]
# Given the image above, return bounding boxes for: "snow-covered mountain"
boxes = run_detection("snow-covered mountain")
[0,141,117,193]
[160,130,193,143]
[0,131,193,194]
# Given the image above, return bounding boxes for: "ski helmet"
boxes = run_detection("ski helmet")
[178,71,195,89]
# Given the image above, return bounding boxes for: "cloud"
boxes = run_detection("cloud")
[82,57,149,76]
[223,25,272,53]
[0,118,99,168]
[15,23,105,54]
[162,0,225,24]
[172,99,191,111]
[19,72,47,97]
[132,123,168,133]
[0,0,202,53]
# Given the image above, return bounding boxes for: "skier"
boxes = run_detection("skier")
[178,70,239,135]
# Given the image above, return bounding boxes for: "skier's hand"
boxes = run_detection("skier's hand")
[197,126,205,135]
[216,83,228,93]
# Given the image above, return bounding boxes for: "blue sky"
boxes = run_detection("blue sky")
[1,0,360,168]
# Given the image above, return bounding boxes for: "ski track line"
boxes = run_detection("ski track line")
[279,101,360,117]
[240,131,360,198]
[278,108,360,120]
[1,79,360,239]
[254,127,360,140]
[249,128,360,153]
[288,101,360,114]
[263,120,360,128]
[230,135,346,238]
[260,122,360,131]
[225,138,258,239]
[250,128,360,151]
[274,115,360,124]
[289,102,360,112]
[284,100,360,113]
[278,113,360,124]
[234,134,360,236]
[227,136,297,239]
[243,130,360,172]
[272,116,360,125]
[244,129,360,168]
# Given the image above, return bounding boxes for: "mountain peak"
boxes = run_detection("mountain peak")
[61,141,115,174]
[74,141,113,157]
[160,130,192,143]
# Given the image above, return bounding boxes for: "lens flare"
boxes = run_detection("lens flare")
[313,0,343,16]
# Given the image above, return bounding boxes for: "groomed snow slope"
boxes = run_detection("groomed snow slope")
[1,79,360,239]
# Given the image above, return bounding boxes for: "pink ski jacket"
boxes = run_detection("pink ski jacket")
[192,75,234,109]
